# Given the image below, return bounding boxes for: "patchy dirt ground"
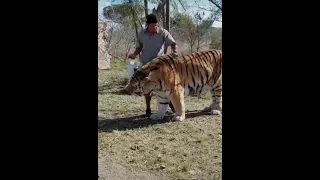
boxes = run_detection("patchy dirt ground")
[98,61,222,180]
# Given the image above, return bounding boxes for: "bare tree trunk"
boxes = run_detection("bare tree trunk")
[163,0,170,54]
[129,0,140,58]
[162,2,166,27]
[165,0,170,32]
[152,1,165,28]
[196,40,200,51]
[196,24,199,51]
[189,40,194,53]
[144,0,148,18]
[129,3,139,40]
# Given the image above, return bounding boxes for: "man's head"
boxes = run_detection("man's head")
[146,14,158,34]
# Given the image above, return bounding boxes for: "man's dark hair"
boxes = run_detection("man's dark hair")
[146,14,158,24]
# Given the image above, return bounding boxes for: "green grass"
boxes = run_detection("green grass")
[98,60,222,180]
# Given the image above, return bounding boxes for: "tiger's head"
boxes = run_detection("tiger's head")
[123,70,156,95]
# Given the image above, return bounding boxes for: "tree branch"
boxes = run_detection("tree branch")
[185,5,214,12]
[177,0,187,11]
[208,0,222,11]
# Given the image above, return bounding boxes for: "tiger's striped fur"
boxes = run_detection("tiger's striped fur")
[124,49,222,121]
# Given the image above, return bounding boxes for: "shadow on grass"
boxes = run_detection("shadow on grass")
[98,110,212,133]
[98,84,113,92]
[108,90,144,96]
[98,79,128,95]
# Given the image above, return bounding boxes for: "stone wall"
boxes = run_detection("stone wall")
[98,22,111,70]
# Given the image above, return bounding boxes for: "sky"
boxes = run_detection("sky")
[98,0,222,28]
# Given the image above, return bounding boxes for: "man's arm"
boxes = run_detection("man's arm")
[133,38,143,56]
[163,30,178,55]
[127,33,143,60]
[128,33,143,60]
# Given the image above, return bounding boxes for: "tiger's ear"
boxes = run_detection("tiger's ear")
[149,66,159,72]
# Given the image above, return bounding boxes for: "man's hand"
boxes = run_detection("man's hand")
[170,43,179,58]
[170,52,179,58]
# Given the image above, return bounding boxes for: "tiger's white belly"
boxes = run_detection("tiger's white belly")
[152,85,212,97]
[184,85,212,96]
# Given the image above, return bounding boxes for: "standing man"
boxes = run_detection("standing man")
[127,14,178,117]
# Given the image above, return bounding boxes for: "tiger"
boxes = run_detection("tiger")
[123,49,222,121]
[132,66,176,117]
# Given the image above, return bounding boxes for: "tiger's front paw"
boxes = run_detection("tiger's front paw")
[172,115,185,122]
[150,114,164,121]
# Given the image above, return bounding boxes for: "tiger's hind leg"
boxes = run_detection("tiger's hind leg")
[211,87,222,115]
[149,96,169,121]
[170,86,185,121]
[210,78,222,115]
[203,78,222,115]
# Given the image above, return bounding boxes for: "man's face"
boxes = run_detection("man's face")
[147,23,157,33]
